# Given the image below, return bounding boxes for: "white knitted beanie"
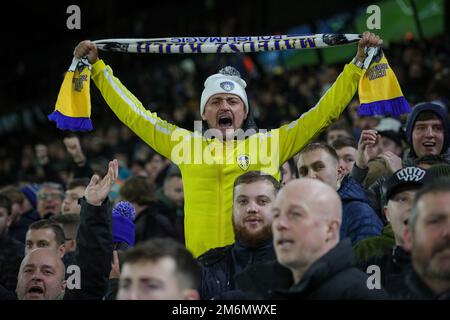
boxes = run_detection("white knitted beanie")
[200,66,249,115]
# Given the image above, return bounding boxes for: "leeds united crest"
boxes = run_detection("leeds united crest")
[220,81,235,92]
[237,154,250,171]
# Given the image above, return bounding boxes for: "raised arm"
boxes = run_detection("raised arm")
[278,32,382,164]
[65,159,117,299]
[74,41,190,161]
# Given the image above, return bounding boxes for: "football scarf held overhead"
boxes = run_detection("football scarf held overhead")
[48,58,93,131]
[358,48,411,117]
[49,34,410,132]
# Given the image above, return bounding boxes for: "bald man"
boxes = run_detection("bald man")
[236,179,387,299]
[16,248,66,300]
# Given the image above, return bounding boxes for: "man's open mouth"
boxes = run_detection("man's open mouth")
[277,239,294,249]
[218,115,233,129]
[26,285,45,298]
[423,142,436,148]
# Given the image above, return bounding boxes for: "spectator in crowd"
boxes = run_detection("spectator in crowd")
[33,144,65,184]
[400,179,450,299]
[353,101,449,185]
[280,159,298,186]
[36,182,64,219]
[331,137,357,176]
[120,176,182,243]
[404,102,450,165]
[61,178,90,215]
[15,248,66,300]
[346,98,380,138]
[0,186,32,243]
[355,167,428,294]
[63,135,94,180]
[157,166,185,242]
[73,32,382,257]
[25,220,66,258]
[376,130,404,158]
[297,142,383,244]
[145,152,171,187]
[15,159,117,299]
[4,184,40,243]
[50,214,80,254]
[325,121,354,146]
[0,194,24,299]
[25,219,78,283]
[236,179,387,299]
[350,129,405,221]
[0,187,26,233]
[351,129,403,187]
[116,238,201,300]
[198,171,280,299]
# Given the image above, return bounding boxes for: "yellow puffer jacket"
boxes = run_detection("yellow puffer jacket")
[91,60,363,257]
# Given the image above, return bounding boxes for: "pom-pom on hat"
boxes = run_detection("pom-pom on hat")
[112,201,136,246]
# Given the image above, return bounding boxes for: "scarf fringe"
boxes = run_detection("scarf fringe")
[48,110,93,131]
[358,96,411,117]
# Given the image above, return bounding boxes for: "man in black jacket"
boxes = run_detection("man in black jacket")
[237,178,387,299]
[400,179,450,299]
[357,166,428,295]
[15,159,117,299]
[0,194,24,300]
[120,175,182,243]
[198,171,280,299]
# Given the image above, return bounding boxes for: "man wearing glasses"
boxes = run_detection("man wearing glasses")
[36,182,64,219]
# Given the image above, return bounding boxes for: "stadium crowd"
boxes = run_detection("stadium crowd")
[0,30,449,300]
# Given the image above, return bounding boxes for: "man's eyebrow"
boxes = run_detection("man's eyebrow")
[41,264,56,270]
[139,277,162,284]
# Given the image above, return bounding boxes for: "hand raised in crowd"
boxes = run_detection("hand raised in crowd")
[64,135,86,166]
[379,151,403,173]
[356,129,378,169]
[74,40,99,64]
[35,144,49,166]
[85,159,118,206]
[355,31,383,63]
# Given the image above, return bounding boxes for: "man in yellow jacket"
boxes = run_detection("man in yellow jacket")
[74,32,382,257]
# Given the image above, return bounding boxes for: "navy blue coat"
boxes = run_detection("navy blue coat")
[197,239,276,300]
[338,175,383,245]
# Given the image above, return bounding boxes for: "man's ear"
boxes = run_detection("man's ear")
[384,205,390,222]
[337,164,345,181]
[58,244,66,258]
[61,279,67,291]
[183,289,200,300]
[66,240,77,252]
[6,215,13,228]
[326,219,340,243]
[403,225,413,252]
[201,113,207,121]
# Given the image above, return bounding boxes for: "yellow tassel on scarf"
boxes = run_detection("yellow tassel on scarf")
[48,58,93,131]
[358,48,411,117]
